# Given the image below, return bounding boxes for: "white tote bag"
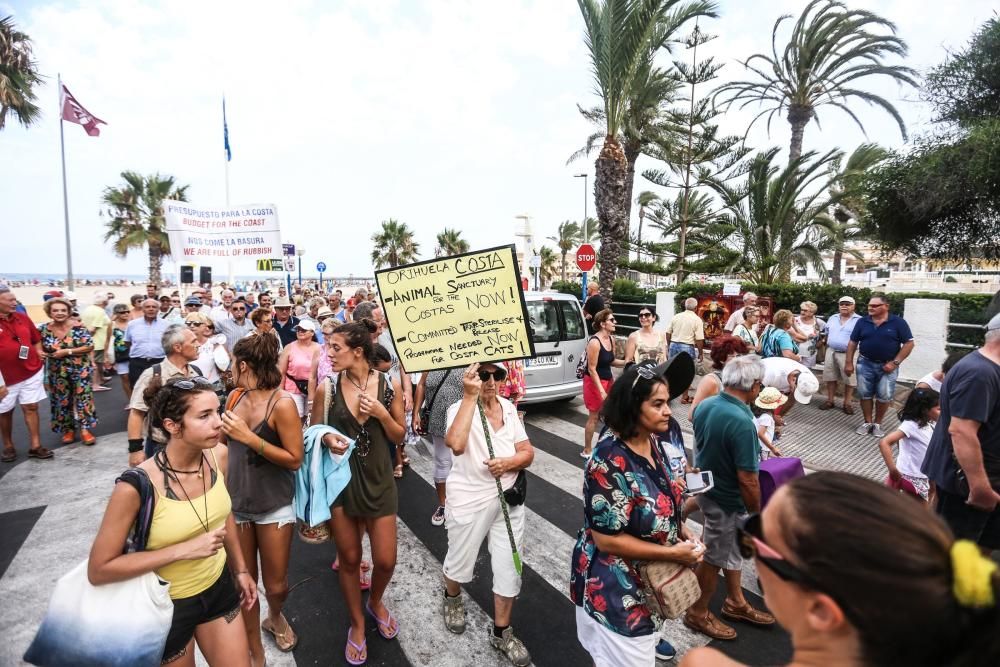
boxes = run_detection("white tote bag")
[24,559,173,667]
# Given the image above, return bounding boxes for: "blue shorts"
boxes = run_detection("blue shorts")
[233,503,296,527]
[669,342,697,361]
[855,357,898,403]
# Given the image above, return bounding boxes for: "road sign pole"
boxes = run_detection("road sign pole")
[581,272,587,302]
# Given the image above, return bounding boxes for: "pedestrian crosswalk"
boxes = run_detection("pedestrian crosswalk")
[0,399,792,667]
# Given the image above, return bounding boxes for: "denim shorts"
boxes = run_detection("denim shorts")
[855,357,898,403]
[233,502,296,527]
[668,342,697,361]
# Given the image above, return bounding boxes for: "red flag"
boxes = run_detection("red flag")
[60,84,106,136]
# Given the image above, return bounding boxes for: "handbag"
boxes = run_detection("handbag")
[286,373,310,395]
[418,369,453,436]
[503,469,527,507]
[24,469,174,667]
[298,376,335,545]
[576,336,594,379]
[637,559,701,619]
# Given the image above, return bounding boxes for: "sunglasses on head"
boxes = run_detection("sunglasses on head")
[630,363,661,390]
[171,376,215,391]
[478,368,508,382]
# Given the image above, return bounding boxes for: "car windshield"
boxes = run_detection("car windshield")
[527,300,561,343]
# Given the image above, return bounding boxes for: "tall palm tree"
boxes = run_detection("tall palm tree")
[547,220,581,282]
[538,247,560,286]
[102,172,190,285]
[371,219,420,268]
[434,227,469,257]
[713,0,917,164]
[577,217,600,245]
[827,143,888,283]
[0,15,42,131]
[577,0,716,298]
[710,147,845,283]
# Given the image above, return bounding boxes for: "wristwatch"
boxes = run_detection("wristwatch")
[891,359,901,367]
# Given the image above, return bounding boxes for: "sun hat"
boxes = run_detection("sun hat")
[316,306,335,319]
[273,297,293,308]
[838,296,855,305]
[793,371,820,404]
[62,291,77,301]
[295,320,316,332]
[755,387,788,410]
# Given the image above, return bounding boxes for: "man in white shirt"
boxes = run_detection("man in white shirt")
[761,356,820,420]
[210,289,235,322]
[820,296,862,414]
[724,292,758,332]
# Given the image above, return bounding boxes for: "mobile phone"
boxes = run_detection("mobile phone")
[685,470,714,495]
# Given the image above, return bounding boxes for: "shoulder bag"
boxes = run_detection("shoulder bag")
[298,376,334,545]
[24,469,174,667]
[418,369,453,436]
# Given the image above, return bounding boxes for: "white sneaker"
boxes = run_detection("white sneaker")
[855,423,873,435]
[870,424,885,438]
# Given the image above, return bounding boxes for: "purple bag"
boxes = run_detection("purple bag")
[759,457,805,508]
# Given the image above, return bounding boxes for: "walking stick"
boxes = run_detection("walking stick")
[477,400,523,575]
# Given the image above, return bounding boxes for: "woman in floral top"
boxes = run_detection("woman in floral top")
[571,356,701,667]
[497,359,526,405]
[39,298,97,445]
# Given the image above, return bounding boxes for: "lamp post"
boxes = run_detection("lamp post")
[296,247,305,287]
[574,173,588,301]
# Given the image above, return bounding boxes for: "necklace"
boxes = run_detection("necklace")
[156,449,205,478]
[158,450,210,533]
[345,368,372,392]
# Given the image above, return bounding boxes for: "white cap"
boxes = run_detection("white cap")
[295,319,316,332]
[838,295,855,305]
[63,291,77,300]
[794,371,820,404]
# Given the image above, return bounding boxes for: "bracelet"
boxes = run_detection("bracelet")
[128,438,144,453]
[258,438,266,455]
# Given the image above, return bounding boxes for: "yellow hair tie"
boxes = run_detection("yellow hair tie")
[951,539,998,608]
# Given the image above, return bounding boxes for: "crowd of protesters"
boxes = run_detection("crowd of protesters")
[3,279,1000,667]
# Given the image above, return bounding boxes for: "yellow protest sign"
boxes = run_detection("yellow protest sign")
[375,244,534,373]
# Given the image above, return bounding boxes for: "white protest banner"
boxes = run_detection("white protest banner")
[164,201,282,266]
[375,244,535,373]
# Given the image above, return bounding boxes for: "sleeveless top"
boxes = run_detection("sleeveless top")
[634,331,665,364]
[283,342,316,395]
[327,372,398,518]
[146,449,231,599]
[226,389,294,515]
[592,335,614,381]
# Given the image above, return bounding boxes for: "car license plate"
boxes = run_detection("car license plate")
[527,355,558,368]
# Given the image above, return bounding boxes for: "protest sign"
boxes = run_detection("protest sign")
[164,201,282,267]
[375,244,535,373]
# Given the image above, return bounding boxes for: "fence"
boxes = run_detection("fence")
[947,322,987,350]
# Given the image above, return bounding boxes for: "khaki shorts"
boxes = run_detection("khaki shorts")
[697,494,747,571]
[822,348,857,386]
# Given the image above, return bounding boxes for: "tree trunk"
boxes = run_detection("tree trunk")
[778,105,812,283]
[832,248,843,284]
[595,136,628,301]
[148,240,163,286]
[620,143,640,278]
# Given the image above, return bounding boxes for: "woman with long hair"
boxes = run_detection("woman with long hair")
[583,309,626,458]
[681,472,1000,667]
[39,297,97,445]
[309,319,405,665]
[88,377,256,666]
[220,334,304,663]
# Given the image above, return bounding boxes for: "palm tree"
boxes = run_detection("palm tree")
[710,147,845,283]
[633,190,660,261]
[577,0,716,298]
[713,0,917,164]
[0,15,42,131]
[547,220,581,282]
[434,228,469,257]
[102,172,190,285]
[827,143,888,283]
[371,219,420,268]
[538,247,560,286]
[577,217,600,245]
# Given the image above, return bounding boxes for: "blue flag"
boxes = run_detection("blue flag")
[223,97,231,161]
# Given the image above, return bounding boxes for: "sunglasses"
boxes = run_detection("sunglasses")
[639,312,653,318]
[630,363,661,390]
[171,376,215,391]
[478,369,508,382]
[838,302,852,306]
[605,317,616,324]
[185,321,202,327]
[231,307,246,312]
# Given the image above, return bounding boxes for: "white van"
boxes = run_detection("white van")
[520,291,588,404]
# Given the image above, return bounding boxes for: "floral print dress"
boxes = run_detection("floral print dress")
[498,360,527,405]
[570,430,684,637]
[40,323,97,433]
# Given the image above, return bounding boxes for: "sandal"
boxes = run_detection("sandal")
[365,600,399,639]
[262,614,298,652]
[683,610,737,640]
[818,401,836,410]
[681,394,693,404]
[344,631,367,666]
[721,600,776,626]
[332,559,371,572]
[28,447,54,460]
[393,464,403,479]
[400,451,411,467]
[842,405,856,415]
[1,449,15,463]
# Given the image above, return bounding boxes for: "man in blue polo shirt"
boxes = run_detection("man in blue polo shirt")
[845,294,914,437]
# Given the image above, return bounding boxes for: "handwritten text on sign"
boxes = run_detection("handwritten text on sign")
[375,245,535,373]
[164,200,282,266]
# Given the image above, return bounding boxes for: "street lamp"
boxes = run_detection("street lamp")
[574,173,589,301]
[296,247,305,287]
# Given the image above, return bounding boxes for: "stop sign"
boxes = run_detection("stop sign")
[576,244,597,272]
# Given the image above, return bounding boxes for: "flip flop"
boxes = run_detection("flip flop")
[365,600,399,639]
[345,631,367,665]
[393,464,403,479]
[400,451,411,467]
[262,614,298,652]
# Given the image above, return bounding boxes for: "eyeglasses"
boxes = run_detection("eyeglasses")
[478,369,508,382]
[838,302,852,306]
[868,303,887,308]
[638,312,653,318]
[171,376,215,391]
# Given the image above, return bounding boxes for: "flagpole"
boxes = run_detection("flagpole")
[224,96,234,287]
[58,73,76,291]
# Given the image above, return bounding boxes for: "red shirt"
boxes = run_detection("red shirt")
[0,312,43,385]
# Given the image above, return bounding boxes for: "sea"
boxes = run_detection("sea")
[0,273,299,286]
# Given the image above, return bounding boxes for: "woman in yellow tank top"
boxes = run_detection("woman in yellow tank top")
[89,377,257,666]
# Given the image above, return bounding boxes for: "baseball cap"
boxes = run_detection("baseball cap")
[63,291,77,301]
[793,371,820,404]
[838,296,855,305]
[295,320,316,332]
[988,312,1000,331]
[112,303,129,314]
[184,296,202,306]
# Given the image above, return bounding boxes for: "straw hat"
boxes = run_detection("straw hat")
[755,387,788,410]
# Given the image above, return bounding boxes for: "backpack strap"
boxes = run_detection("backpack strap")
[116,468,154,554]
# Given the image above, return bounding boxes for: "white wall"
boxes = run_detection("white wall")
[654,291,677,333]
[901,298,950,382]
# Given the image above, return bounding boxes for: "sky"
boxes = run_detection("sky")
[1,0,995,280]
